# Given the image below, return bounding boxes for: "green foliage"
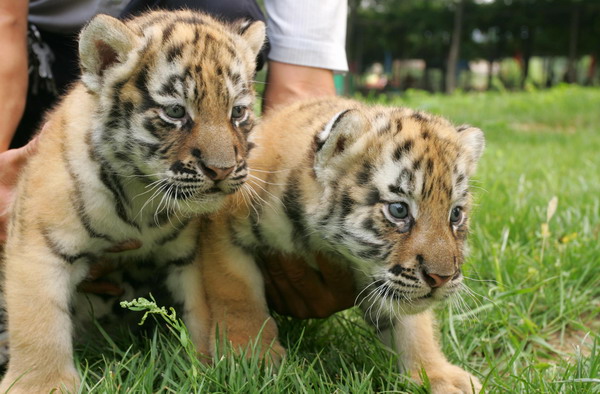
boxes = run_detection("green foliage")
[77,87,600,393]
[354,0,600,66]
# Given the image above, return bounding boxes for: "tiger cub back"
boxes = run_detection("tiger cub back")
[200,97,485,393]
[0,10,264,393]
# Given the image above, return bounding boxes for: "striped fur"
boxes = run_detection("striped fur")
[200,97,485,392]
[0,10,264,393]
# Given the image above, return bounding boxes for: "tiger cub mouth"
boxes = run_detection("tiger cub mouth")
[369,272,463,305]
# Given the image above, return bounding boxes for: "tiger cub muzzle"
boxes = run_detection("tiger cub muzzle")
[381,256,463,303]
[167,154,248,199]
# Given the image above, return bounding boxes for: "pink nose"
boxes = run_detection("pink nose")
[200,164,235,181]
[422,270,453,288]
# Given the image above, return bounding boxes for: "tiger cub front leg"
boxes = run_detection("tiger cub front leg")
[165,263,212,358]
[388,310,482,394]
[0,248,84,393]
[201,241,284,365]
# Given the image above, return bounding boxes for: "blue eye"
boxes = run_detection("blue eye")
[165,105,186,119]
[231,105,247,120]
[450,206,463,224]
[388,202,409,220]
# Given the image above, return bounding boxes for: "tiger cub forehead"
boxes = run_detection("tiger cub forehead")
[340,107,473,208]
[102,11,256,113]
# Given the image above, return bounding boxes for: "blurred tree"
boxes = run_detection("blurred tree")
[348,0,600,91]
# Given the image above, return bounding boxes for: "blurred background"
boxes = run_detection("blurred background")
[339,0,600,95]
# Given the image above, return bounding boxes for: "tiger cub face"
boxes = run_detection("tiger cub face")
[314,107,484,315]
[78,11,265,212]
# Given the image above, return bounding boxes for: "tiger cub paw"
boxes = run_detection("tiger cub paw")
[210,331,286,368]
[216,334,286,368]
[0,368,80,394]
[418,363,482,394]
[257,339,286,368]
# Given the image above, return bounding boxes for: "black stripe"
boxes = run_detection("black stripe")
[175,16,206,26]
[340,189,355,221]
[412,156,423,172]
[399,272,419,281]
[393,139,413,161]
[390,280,421,289]
[342,230,383,250]
[315,109,352,152]
[411,112,427,122]
[318,183,339,227]
[162,23,176,43]
[398,168,415,194]
[250,212,265,245]
[365,187,381,205]
[395,119,403,134]
[426,158,434,175]
[156,219,191,245]
[42,228,95,264]
[282,171,310,249]
[160,75,179,97]
[237,19,252,35]
[166,253,196,267]
[98,164,140,230]
[135,65,149,92]
[228,218,256,253]
[62,141,114,241]
[356,161,372,185]
[357,247,384,260]
[361,217,382,238]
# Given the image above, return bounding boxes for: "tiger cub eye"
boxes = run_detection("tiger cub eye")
[388,202,409,220]
[231,105,247,120]
[450,206,463,224]
[165,104,186,119]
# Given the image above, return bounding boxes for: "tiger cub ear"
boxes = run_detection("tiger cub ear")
[456,125,485,175]
[233,20,266,59]
[79,14,139,92]
[315,109,368,169]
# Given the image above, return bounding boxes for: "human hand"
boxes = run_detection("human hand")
[262,61,336,114]
[260,252,357,319]
[0,137,39,243]
[77,239,143,296]
[77,260,124,296]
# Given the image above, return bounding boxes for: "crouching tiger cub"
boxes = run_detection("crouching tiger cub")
[0,10,264,393]
[199,97,485,393]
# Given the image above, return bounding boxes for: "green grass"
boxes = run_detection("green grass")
[76,86,600,393]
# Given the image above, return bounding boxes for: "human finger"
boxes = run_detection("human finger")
[86,259,118,280]
[273,253,349,318]
[78,280,124,296]
[262,253,312,318]
[258,255,290,315]
[314,252,357,309]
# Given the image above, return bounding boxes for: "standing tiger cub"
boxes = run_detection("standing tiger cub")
[0,10,264,393]
[200,98,484,393]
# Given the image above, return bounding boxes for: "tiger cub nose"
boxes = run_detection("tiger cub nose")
[200,163,235,181]
[421,269,453,288]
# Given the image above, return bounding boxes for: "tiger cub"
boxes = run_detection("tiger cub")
[0,10,264,393]
[200,97,485,393]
